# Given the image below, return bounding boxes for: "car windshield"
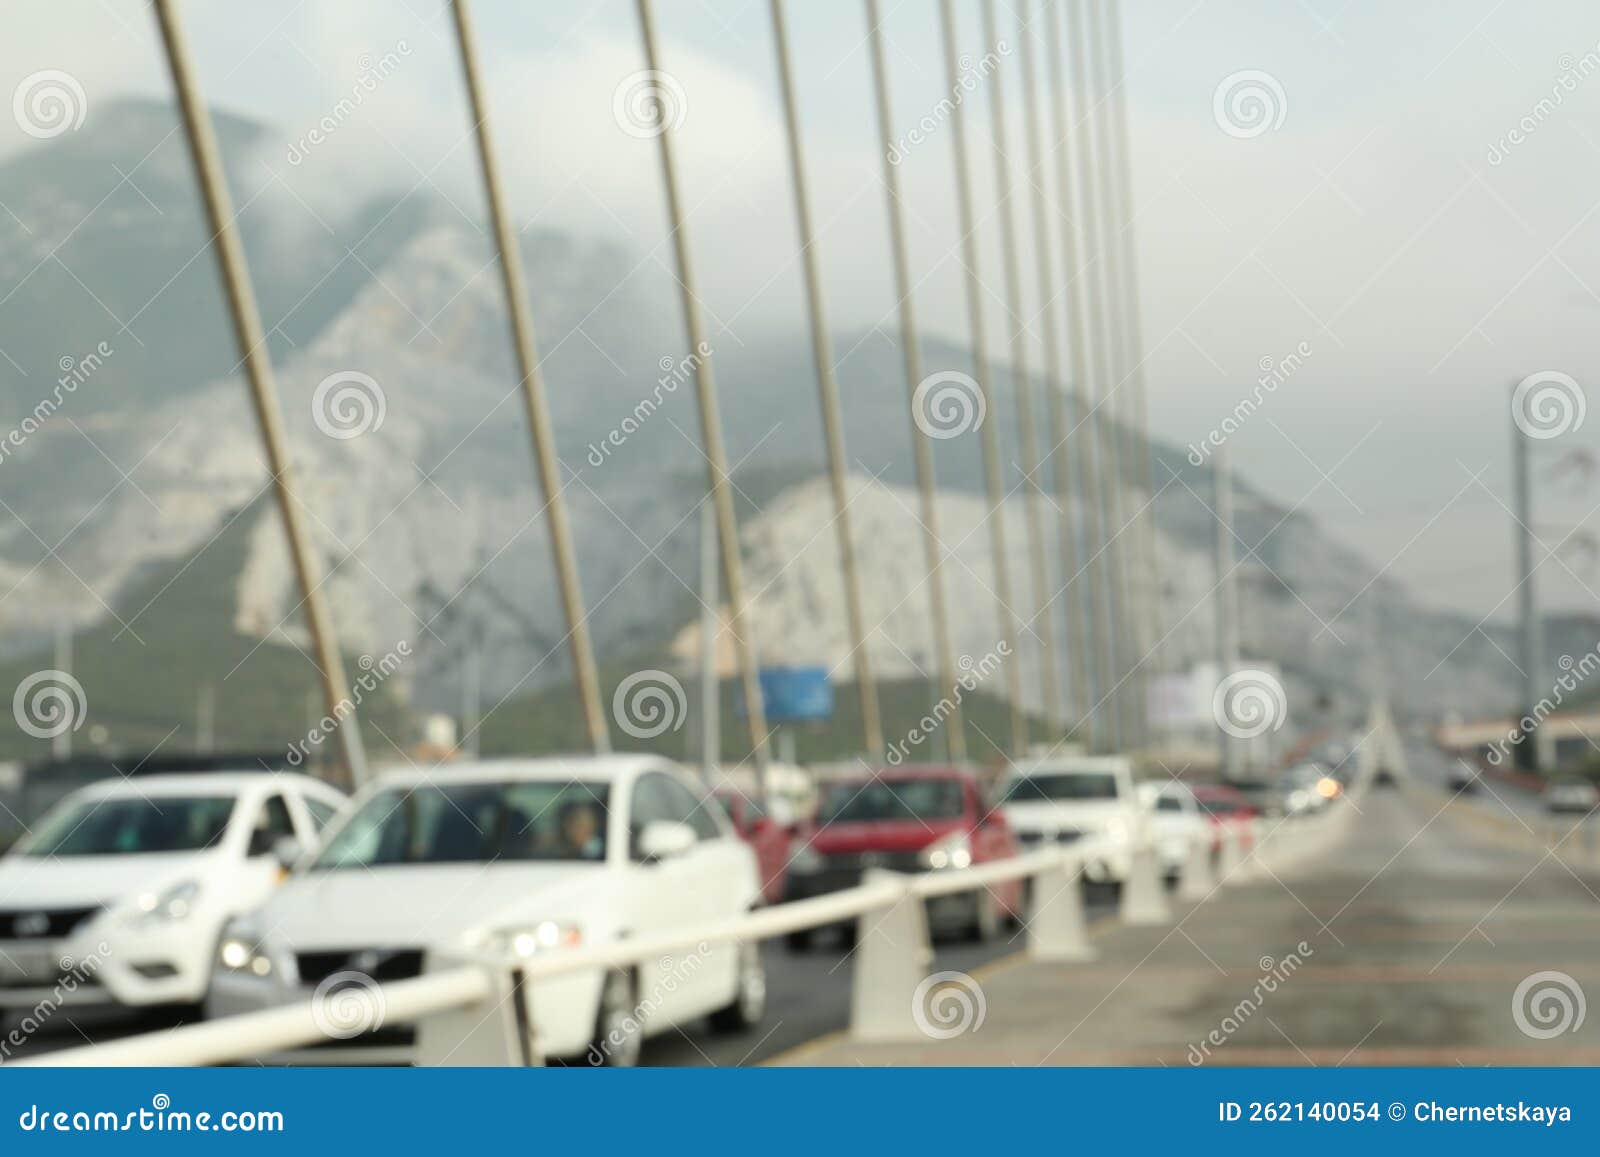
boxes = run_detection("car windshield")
[1155,795,1185,813]
[1002,773,1118,802]
[818,779,965,823]
[1197,797,1242,815]
[311,780,610,869]
[23,795,237,856]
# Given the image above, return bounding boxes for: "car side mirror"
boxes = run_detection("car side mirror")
[270,835,303,871]
[636,820,696,863]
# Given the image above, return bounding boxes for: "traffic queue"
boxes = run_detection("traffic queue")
[0,750,1303,1065]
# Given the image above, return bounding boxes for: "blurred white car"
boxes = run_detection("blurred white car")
[209,756,766,1066]
[0,772,347,1014]
[1138,782,1209,879]
[1543,779,1599,814]
[999,756,1141,882]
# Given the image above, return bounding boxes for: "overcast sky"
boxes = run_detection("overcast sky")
[8,0,1600,623]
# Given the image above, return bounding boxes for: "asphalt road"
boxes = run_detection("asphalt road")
[784,780,1600,1065]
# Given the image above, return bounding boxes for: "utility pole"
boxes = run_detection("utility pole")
[1511,396,1545,774]
[1214,446,1241,779]
[52,624,72,761]
[196,683,215,755]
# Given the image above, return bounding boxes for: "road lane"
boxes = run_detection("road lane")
[780,784,1600,1065]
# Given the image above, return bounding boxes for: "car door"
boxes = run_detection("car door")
[655,771,745,1017]
[231,792,298,913]
[621,771,710,1030]
[970,781,1020,909]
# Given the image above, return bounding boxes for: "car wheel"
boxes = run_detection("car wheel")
[710,941,766,1033]
[785,928,814,953]
[968,889,1000,942]
[587,969,642,1068]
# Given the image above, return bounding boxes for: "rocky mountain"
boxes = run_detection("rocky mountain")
[0,99,1554,756]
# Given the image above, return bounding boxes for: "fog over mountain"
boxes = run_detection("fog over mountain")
[0,101,1575,754]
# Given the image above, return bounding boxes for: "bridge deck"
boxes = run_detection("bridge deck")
[776,788,1600,1066]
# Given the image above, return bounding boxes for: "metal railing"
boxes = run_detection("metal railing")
[19,809,1349,1067]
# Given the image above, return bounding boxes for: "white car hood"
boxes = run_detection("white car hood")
[256,862,609,950]
[0,851,214,911]
[1004,799,1132,832]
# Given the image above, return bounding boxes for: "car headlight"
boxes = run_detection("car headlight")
[475,920,582,959]
[788,842,825,874]
[918,832,972,870]
[216,923,274,978]
[1104,819,1130,845]
[129,880,201,927]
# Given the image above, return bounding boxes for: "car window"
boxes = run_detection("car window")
[818,778,966,823]
[630,772,718,853]
[661,776,720,840]
[1156,795,1184,813]
[303,796,340,831]
[312,781,610,868]
[248,795,297,857]
[22,795,236,856]
[1001,773,1119,802]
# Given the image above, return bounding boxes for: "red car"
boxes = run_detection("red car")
[1192,784,1258,849]
[714,790,791,905]
[783,766,1022,948]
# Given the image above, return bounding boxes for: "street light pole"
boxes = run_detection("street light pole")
[1511,395,1545,774]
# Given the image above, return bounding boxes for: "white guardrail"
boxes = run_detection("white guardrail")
[19,805,1352,1067]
